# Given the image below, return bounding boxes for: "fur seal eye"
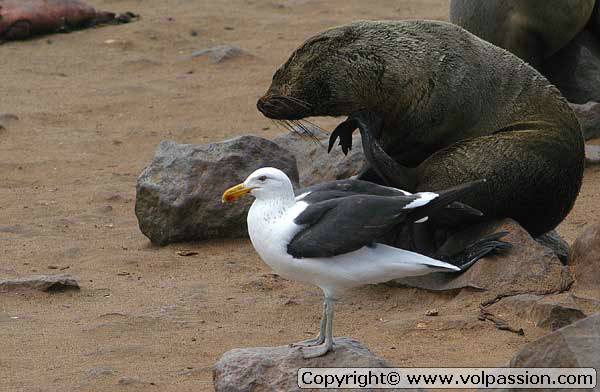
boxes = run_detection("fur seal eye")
[258,175,267,182]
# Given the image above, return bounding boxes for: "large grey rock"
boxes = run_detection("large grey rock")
[135,136,299,245]
[0,274,79,292]
[392,219,572,296]
[569,223,600,298]
[569,101,600,140]
[543,30,600,104]
[213,338,392,392]
[489,293,587,331]
[273,126,364,187]
[586,144,600,165]
[509,313,600,368]
[535,229,570,264]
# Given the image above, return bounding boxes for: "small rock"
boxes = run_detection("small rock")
[0,113,19,129]
[426,309,439,317]
[569,223,600,298]
[490,293,586,331]
[191,45,247,63]
[585,144,600,165]
[117,377,147,386]
[0,274,79,292]
[97,205,114,214]
[0,225,26,234]
[273,126,364,187]
[543,30,600,104]
[86,367,115,378]
[508,313,600,371]
[213,338,390,392]
[535,229,570,264]
[176,250,198,257]
[392,219,572,296]
[569,101,600,141]
[135,136,298,245]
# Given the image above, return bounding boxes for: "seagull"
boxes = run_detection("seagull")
[222,167,509,358]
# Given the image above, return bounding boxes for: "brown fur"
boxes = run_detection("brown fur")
[449,0,595,67]
[258,20,585,236]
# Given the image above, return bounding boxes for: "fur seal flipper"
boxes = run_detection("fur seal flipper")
[258,20,585,237]
[328,119,356,155]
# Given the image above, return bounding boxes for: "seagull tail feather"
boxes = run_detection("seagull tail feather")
[442,231,512,271]
[407,179,487,223]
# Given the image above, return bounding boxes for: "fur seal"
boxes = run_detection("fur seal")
[257,20,585,237]
[449,0,596,67]
[0,0,136,42]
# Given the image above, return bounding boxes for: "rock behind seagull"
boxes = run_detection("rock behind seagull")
[392,219,572,296]
[273,126,364,187]
[135,136,299,245]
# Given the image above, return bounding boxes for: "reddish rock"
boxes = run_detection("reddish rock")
[393,219,572,296]
[490,293,587,331]
[509,313,600,368]
[569,223,600,298]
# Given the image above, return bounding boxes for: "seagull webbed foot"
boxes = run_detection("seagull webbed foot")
[301,340,334,358]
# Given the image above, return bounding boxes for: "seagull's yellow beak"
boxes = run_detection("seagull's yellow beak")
[222,183,252,203]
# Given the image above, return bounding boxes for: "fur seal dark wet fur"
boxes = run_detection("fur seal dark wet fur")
[257,20,585,237]
[449,0,596,67]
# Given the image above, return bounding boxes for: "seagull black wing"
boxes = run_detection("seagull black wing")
[288,194,422,258]
[296,179,409,202]
[295,179,483,228]
[287,180,486,259]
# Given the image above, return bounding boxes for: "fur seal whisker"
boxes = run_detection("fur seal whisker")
[290,119,322,145]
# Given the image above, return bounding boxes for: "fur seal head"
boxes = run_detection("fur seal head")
[257,23,385,121]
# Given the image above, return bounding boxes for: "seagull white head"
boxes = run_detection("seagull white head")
[222,167,294,203]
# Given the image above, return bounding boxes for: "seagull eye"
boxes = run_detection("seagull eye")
[258,175,267,182]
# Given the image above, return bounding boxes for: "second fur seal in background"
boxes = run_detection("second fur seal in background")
[449,0,596,67]
[257,20,584,237]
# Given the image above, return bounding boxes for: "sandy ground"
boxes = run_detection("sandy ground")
[1,0,599,391]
